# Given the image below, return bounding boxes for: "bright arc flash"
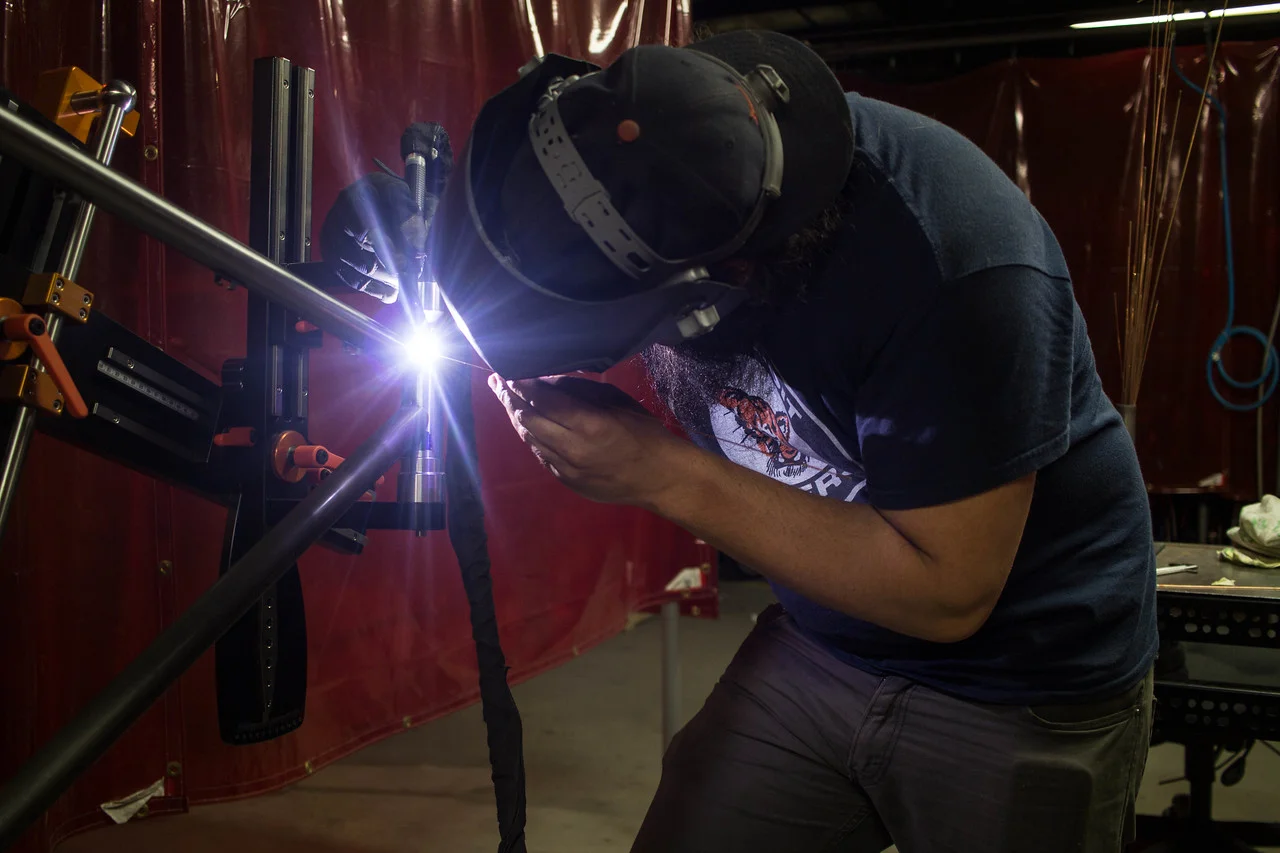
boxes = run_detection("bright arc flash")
[403,325,442,368]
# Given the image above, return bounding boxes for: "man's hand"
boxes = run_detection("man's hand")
[319,171,418,301]
[488,372,1033,643]
[488,374,694,509]
[319,123,454,303]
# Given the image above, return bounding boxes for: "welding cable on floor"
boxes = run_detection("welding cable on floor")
[443,360,528,853]
[1173,61,1280,413]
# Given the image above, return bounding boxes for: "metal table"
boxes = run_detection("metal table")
[1137,541,1280,853]
[1156,542,1280,599]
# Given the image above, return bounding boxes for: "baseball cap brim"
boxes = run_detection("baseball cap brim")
[687,30,855,255]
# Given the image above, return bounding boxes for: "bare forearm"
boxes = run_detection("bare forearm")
[646,446,988,642]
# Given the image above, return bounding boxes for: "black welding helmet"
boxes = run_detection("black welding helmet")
[429,31,855,379]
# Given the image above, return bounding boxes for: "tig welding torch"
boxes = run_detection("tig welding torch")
[397,122,452,533]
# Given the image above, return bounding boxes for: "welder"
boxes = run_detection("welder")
[322,29,1157,853]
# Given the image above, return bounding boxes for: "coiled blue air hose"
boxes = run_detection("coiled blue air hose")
[1172,61,1278,412]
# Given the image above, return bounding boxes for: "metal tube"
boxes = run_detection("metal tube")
[397,362,442,534]
[397,138,444,530]
[66,90,105,117]
[0,105,403,356]
[661,601,681,751]
[406,152,427,211]
[425,284,443,442]
[0,403,423,849]
[0,82,135,545]
[57,81,135,281]
[0,411,34,542]
[402,149,428,320]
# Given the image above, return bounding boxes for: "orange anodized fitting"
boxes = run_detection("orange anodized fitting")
[33,67,141,144]
[0,298,28,361]
[289,444,331,470]
[1,312,88,418]
[213,427,257,448]
[271,430,308,484]
[271,433,354,484]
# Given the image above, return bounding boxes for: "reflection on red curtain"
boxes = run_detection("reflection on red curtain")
[0,3,696,852]
[843,44,1280,499]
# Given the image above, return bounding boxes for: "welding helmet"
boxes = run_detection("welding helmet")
[429,31,855,379]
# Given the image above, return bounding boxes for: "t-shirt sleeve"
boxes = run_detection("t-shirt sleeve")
[857,264,1076,510]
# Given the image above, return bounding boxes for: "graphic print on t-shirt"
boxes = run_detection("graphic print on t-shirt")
[709,371,867,503]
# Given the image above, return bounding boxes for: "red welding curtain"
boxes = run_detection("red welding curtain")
[843,45,1280,499]
[0,3,697,852]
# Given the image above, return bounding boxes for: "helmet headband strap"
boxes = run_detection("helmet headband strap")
[527,59,787,285]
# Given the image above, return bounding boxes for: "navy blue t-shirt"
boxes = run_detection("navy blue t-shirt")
[694,93,1158,705]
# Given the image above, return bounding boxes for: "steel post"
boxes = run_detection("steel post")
[0,81,136,543]
[661,600,681,751]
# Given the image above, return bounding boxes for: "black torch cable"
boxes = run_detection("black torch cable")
[443,360,528,853]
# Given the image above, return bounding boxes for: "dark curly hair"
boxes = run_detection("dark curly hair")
[643,183,852,429]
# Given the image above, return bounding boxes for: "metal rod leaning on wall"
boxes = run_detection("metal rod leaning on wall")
[661,601,681,750]
[0,105,404,357]
[0,403,424,851]
[0,81,136,543]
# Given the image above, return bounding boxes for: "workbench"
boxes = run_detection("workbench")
[1135,542,1280,852]
[1157,541,1280,600]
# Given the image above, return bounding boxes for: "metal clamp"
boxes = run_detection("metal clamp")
[0,74,138,544]
[32,67,141,145]
[0,298,86,417]
[0,365,63,416]
[24,273,94,323]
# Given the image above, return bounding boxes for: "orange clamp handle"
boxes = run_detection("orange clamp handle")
[289,444,331,469]
[294,320,318,334]
[2,314,88,418]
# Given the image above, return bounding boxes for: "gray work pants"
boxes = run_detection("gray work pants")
[632,605,1154,853]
